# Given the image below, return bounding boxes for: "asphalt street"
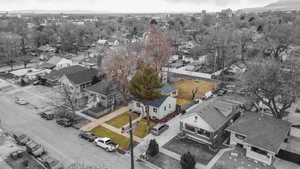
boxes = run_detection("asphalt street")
[0,85,150,169]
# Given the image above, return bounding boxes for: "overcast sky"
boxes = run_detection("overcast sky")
[0,0,278,12]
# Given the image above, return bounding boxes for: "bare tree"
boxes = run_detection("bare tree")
[243,58,298,119]
[142,23,173,72]
[101,46,137,105]
[192,87,199,100]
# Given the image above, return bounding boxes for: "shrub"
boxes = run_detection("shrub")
[146,139,159,157]
[180,152,196,169]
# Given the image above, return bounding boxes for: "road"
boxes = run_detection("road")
[0,84,150,169]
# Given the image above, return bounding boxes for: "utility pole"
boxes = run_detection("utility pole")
[128,109,134,169]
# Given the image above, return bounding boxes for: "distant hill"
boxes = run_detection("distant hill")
[240,0,300,13]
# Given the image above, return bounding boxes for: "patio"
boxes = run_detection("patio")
[163,136,218,165]
[148,152,181,169]
[212,148,276,169]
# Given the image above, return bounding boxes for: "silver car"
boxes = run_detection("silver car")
[150,123,169,136]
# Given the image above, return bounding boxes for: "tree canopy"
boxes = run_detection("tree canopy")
[128,66,163,100]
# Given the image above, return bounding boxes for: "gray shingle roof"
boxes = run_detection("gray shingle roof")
[226,112,291,153]
[134,96,169,108]
[188,98,240,131]
[85,80,117,95]
[44,65,87,82]
[65,68,98,85]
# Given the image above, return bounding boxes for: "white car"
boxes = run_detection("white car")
[94,137,119,152]
[15,97,28,105]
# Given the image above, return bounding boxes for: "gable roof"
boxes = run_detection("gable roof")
[134,96,169,108]
[47,56,63,65]
[226,112,291,153]
[155,84,176,95]
[187,99,240,131]
[85,80,117,95]
[64,68,98,85]
[44,65,87,82]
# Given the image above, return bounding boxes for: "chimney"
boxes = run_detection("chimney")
[194,116,198,122]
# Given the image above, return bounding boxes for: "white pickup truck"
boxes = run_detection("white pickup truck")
[94,137,119,152]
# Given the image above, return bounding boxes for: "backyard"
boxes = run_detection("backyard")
[148,152,181,169]
[163,137,218,165]
[105,112,139,128]
[172,78,218,107]
[90,125,136,150]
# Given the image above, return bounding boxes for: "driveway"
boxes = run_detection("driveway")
[0,84,150,169]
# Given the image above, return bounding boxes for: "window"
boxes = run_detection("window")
[169,104,171,108]
[101,96,106,100]
[136,103,140,107]
[251,147,268,156]
[197,129,210,137]
[185,124,195,132]
[164,106,166,111]
[153,108,157,113]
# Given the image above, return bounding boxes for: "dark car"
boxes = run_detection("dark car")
[38,155,64,169]
[150,123,169,136]
[79,131,97,142]
[10,150,25,160]
[40,111,55,120]
[13,132,31,145]
[56,118,73,127]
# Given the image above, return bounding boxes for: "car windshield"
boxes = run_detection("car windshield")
[48,159,58,167]
[106,140,112,144]
[32,144,41,151]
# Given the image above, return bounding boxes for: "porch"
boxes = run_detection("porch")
[246,146,274,165]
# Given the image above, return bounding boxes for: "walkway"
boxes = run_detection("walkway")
[80,106,129,131]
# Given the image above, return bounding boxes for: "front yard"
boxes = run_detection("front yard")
[105,112,139,128]
[134,119,156,138]
[172,78,218,107]
[90,125,136,150]
[163,137,218,165]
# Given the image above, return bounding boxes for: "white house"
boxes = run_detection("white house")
[131,96,177,120]
[226,112,291,166]
[43,56,72,70]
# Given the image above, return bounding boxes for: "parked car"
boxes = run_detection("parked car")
[217,89,227,96]
[25,140,45,157]
[79,131,97,142]
[38,155,64,169]
[13,132,31,145]
[150,123,169,136]
[40,111,55,120]
[56,118,73,127]
[94,137,119,152]
[15,97,28,105]
[10,150,25,160]
[33,80,41,85]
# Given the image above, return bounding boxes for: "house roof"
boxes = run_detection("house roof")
[226,112,291,153]
[155,84,176,95]
[44,65,87,82]
[187,99,240,131]
[134,96,169,108]
[64,68,98,85]
[85,80,117,95]
[39,62,56,69]
[47,56,62,65]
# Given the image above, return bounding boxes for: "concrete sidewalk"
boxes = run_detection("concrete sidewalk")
[80,106,129,131]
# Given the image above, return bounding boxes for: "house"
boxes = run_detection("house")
[155,83,178,97]
[180,98,242,146]
[85,80,121,108]
[131,96,177,120]
[59,68,101,106]
[226,112,291,165]
[43,65,88,85]
[41,56,72,70]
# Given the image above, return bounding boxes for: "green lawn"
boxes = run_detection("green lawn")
[134,119,156,138]
[105,112,139,128]
[90,125,132,150]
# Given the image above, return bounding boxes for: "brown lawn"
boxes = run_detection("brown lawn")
[172,78,218,107]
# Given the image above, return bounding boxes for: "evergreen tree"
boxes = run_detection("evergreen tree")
[128,66,163,100]
[146,139,159,157]
[180,152,196,169]
[91,75,100,85]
